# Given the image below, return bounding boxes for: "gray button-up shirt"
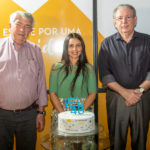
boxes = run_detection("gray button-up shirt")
[98,31,150,89]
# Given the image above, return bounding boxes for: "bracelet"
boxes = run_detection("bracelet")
[37,110,46,115]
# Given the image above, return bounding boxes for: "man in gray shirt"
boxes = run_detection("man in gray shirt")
[0,11,48,150]
[98,4,150,150]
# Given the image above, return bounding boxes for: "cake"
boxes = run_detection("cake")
[58,111,95,133]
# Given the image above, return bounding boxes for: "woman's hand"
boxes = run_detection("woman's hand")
[50,92,64,113]
[84,92,96,110]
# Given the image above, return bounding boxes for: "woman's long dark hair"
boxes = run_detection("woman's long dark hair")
[61,33,88,96]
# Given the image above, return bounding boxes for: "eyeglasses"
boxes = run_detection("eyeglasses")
[115,16,134,22]
[15,22,32,30]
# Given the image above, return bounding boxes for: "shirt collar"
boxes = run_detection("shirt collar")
[9,36,27,49]
[115,31,139,41]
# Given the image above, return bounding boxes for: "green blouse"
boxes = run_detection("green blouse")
[49,62,96,99]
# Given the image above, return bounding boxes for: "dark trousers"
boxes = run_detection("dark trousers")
[106,89,150,150]
[0,108,37,150]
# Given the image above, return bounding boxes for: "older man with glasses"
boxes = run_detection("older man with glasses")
[0,11,48,150]
[98,4,150,150]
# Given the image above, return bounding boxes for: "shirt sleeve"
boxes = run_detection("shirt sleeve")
[145,72,150,80]
[87,64,97,93]
[144,38,150,81]
[35,45,48,106]
[49,63,60,94]
[98,40,116,85]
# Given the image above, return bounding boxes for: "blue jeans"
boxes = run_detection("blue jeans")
[0,108,37,150]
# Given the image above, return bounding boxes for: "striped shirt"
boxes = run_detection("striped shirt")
[0,37,48,110]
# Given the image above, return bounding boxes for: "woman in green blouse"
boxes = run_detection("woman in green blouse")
[49,33,97,150]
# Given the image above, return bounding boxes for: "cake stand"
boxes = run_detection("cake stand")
[51,126,98,150]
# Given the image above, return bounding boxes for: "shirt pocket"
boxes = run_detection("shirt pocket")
[27,58,38,79]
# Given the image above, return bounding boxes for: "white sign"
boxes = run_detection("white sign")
[12,0,48,13]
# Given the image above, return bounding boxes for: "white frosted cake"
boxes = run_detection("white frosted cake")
[58,111,95,133]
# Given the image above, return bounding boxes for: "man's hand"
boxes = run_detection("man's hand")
[36,114,45,131]
[107,82,144,107]
[123,89,142,106]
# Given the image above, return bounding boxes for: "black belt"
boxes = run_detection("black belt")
[0,102,37,112]
[107,88,115,92]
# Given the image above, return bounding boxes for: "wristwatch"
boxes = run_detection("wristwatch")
[138,87,144,93]
[37,110,46,115]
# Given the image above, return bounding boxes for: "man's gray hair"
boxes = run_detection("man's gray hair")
[113,4,136,19]
[9,11,34,27]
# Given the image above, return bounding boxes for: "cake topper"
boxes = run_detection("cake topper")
[64,97,84,114]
